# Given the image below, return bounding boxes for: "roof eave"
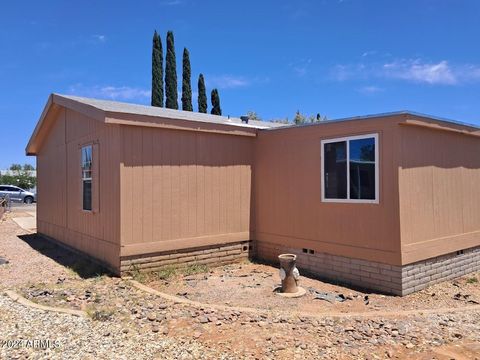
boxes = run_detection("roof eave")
[25,94,106,156]
[25,94,54,156]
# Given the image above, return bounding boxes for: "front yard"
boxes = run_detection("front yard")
[0,211,479,359]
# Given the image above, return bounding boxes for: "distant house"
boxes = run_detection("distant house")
[0,170,37,177]
[26,94,480,295]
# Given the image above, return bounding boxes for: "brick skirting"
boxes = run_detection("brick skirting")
[256,241,480,296]
[120,241,252,274]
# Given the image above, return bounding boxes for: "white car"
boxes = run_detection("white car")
[0,185,36,204]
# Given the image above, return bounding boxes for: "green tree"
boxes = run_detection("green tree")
[165,31,178,109]
[0,164,36,191]
[247,111,261,121]
[272,118,290,124]
[210,89,222,116]
[181,48,193,111]
[151,30,164,107]
[293,110,306,125]
[197,74,207,113]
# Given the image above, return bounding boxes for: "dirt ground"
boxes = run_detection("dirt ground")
[145,262,480,315]
[1,212,480,359]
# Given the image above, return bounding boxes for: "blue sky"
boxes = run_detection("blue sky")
[1,0,480,168]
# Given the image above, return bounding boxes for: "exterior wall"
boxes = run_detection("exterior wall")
[398,122,480,264]
[119,125,253,259]
[257,241,403,294]
[33,105,480,293]
[401,245,480,295]
[258,241,480,295]
[254,116,403,266]
[37,108,121,272]
[120,241,252,273]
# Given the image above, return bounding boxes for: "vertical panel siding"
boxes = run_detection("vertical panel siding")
[37,108,121,271]
[37,109,67,230]
[398,124,480,262]
[253,118,402,265]
[120,126,253,255]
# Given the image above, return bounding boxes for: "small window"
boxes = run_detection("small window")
[81,145,93,211]
[321,134,379,203]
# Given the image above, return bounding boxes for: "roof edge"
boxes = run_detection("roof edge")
[25,94,54,155]
[261,110,480,132]
[26,93,107,156]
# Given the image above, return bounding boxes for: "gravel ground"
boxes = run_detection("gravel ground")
[0,212,75,288]
[0,292,234,360]
[1,215,480,359]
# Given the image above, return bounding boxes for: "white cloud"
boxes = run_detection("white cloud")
[159,0,182,5]
[361,50,377,58]
[358,85,383,94]
[330,63,367,81]
[331,58,480,85]
[383,60,456,85]
[92,34,107,43]
[207,75,250,89]
[68,84,150,101]
[291,58,312,77]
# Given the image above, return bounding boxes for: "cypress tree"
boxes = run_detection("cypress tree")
[210,88,222,115]
[165,31,178,109]
[151,30,163,107]
[181,48,193,111]
[197,74,207,113]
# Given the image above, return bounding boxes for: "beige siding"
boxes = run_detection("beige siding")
[119,125,253,257]
[398,123,480,263]
[37,108,121,271]
[254,117,403,265]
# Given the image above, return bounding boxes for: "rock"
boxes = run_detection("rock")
[147,312,157,321]
[405,343,415,349]
[122,328,129,334]
[198,316,209,324]
[152,326,160,333]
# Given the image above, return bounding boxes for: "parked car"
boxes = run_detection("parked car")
[0,185,36,204]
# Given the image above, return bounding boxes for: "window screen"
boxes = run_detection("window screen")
[349,137,375,200]
[81,145,92,211]
[324,141,347,199]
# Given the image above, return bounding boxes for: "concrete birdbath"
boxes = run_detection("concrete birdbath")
[276,254,306,298]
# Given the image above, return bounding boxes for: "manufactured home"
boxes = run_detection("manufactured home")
[26,94,480,295]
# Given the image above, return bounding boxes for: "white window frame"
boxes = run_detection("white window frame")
[81,145,93,211]
[321,133,379,204]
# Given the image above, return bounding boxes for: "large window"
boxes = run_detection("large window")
[81,145,93,211]
[321,134,378,203]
